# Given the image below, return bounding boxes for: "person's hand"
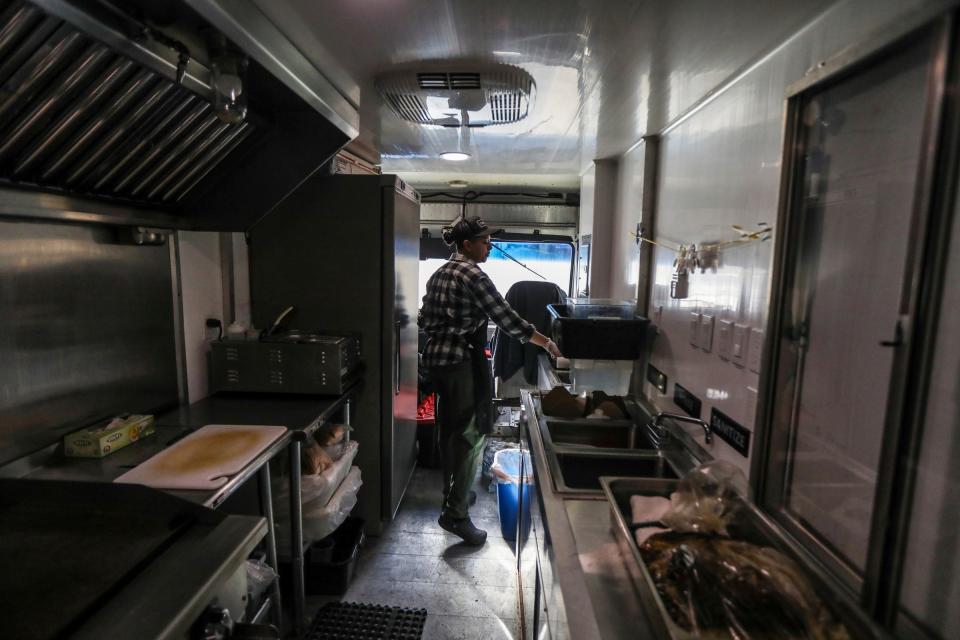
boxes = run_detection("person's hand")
[545,339,562,359]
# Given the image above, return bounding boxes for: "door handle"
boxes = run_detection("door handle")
[395,320,401,395]
[880,319,905,347]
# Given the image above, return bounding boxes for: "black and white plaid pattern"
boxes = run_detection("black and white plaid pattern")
[420,254,535,367]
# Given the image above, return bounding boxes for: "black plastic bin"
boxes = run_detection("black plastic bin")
[304,516,365,595]
[547,303,650,359]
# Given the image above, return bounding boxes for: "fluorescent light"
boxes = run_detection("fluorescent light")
[448,180,469,188]
[492,50,522,57]
[440,151,470,161]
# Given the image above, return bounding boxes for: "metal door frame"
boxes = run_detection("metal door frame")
[751,11,960,635]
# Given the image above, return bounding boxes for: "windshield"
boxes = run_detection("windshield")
[418,240,574,307]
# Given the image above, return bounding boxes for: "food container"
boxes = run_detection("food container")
[600,476,883,639]
[547,300,650,360]
[63,414,155,458]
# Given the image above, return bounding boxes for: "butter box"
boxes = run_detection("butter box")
[64,414,156,458]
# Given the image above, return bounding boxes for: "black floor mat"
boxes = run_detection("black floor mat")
[306,601,427,640]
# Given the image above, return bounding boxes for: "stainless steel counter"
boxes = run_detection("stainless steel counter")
[521,355,695,639]
[522,388,656,639]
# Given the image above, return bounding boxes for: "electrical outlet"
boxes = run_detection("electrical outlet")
[689,312,701,347]
[717,319,733,360]
[699,314,714,352]
[732,323,749,364]
[748,328,764,372]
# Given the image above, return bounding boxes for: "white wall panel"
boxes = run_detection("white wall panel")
[177,231,223,404]
[609,143,645,302]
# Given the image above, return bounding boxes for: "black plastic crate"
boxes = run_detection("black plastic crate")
[305,516,365,595]
[547,303,651,359]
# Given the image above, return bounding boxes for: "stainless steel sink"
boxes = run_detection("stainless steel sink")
[543,419,656,450]
[549,449,678,493]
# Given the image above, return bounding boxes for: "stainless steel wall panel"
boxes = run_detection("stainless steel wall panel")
[420,202,577,229]
[0,218,179,466]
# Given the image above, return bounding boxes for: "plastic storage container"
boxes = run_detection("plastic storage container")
[570,359,634,395]
[491,448,533,545]
[547,299,650,360]
[305,516,366,595]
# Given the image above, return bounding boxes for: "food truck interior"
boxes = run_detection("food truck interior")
[1,0,959,638]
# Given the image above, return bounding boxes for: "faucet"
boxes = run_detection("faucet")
[646,411,713,448]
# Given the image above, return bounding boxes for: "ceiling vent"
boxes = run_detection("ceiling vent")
[378,63,534,127]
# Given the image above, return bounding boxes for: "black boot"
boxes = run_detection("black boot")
[438,514,487,546]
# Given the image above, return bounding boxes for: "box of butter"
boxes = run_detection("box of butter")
[64,414,155,458]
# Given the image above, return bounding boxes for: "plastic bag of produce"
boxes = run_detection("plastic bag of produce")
[660,460,749,536]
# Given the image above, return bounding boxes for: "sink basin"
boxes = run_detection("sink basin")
[543,419,656,450]
[551,450,678,493]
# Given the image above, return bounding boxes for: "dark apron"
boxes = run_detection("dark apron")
[467,323,495,435]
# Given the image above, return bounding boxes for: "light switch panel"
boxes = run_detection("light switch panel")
[689,312,701,347]
[699,314,714,352]
[732,323,749,364]
[717,319,733,360]
[748,328,764,372]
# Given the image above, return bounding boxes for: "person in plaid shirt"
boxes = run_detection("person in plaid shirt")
[420,214,561,545]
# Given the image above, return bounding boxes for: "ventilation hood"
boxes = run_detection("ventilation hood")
[376,62,535,128]
[0,0,358,231]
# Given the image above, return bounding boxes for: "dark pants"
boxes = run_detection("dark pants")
[431,360,485,520]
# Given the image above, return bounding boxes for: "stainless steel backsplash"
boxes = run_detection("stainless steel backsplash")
[0,218,178,466]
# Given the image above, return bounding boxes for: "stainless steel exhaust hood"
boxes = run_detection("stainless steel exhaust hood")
[0,0,358,230]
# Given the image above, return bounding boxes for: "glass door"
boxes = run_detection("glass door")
[757,17,953,618]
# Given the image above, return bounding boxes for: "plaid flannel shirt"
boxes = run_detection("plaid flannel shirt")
[419,254,535,367]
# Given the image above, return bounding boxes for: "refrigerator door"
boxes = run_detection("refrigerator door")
[383,183,420,519]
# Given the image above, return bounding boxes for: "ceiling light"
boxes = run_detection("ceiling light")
[440,152,470,161]
[448,180,469,188]
[492,50,522,57]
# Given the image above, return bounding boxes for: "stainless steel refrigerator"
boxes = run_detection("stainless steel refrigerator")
[249,174,420,533]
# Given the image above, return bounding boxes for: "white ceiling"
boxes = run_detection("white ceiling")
[252,0,834,191]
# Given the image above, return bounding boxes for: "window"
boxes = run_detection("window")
[418,239,574,307]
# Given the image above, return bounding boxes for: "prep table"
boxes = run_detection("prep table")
[156,383,360,635]
[0,420,291,631]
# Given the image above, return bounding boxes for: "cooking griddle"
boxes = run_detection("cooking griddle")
[0,479,223,639]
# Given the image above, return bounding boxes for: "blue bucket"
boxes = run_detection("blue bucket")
[493,449,533,545]
[497,481,532,544]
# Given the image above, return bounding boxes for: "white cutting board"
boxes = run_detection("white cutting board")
[114,424,288,491]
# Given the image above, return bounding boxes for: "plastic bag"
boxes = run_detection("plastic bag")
[302,440,358,507]
[490,448,533,484]
[638,532,850,639]
[301,466,362,541]
[481,438,516,483]
[245,558,277,610]
[660,460,749,536]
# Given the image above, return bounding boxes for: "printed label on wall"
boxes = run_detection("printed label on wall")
[646,364,668,393]
[673,383,701,418]
[710,408,751,457]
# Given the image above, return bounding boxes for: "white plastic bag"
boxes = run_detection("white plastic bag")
[302,440,358,507]
[301,466,362,541]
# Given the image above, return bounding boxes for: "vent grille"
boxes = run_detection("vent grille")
[416,72,481,90]
[380,65,534,127]
[0,0,254,206]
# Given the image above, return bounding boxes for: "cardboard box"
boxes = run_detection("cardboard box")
[64,414,156,458]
